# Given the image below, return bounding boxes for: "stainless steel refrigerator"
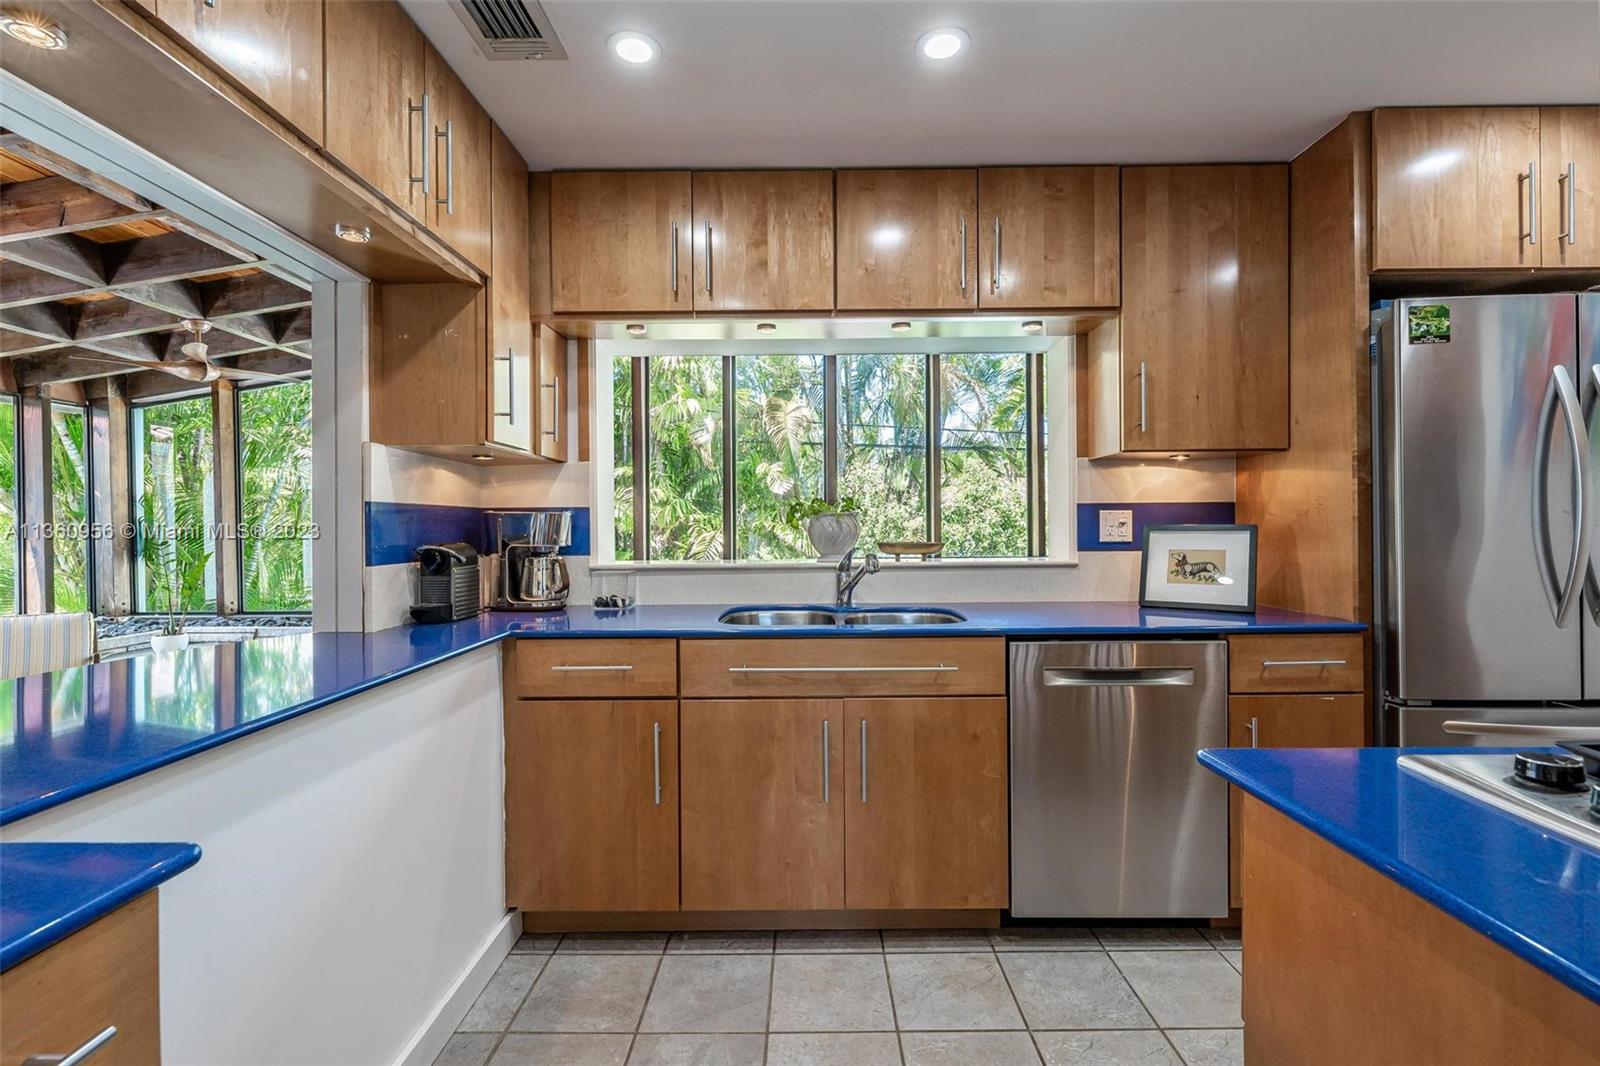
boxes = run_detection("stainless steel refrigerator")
[1376,293,1600,745]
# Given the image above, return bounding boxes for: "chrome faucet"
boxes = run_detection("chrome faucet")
[835,548,880,608]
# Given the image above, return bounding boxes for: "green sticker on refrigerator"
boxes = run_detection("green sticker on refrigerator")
[1408,304,1451,344]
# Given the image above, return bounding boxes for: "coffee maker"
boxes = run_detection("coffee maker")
[487,510,571,610]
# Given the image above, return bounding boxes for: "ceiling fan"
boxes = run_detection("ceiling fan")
[152,319,306,384]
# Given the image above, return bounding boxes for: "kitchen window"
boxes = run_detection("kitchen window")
[49,403,91,613]
[601,342,1062,564]
[0,395,16,614]
[238,382,313,613]
[132,394,217,614]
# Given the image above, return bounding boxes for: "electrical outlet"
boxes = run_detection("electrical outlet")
[1099,509,1134,543]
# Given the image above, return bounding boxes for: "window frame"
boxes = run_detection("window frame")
[234,379,313,616]
[0,394,18,615]
[46,399,93,614]
[129,387,219,616]
[594,335,1075,568]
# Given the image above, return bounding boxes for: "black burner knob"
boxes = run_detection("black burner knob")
[1513,751,1588,792]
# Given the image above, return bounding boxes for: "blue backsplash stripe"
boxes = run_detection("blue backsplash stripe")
[1076,501,1236,551]
[366,503,591,567]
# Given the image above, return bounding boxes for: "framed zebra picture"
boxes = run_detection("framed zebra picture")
[1138,524,1258,613]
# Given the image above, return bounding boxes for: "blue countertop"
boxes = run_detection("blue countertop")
[0,602,1359,827]
[1,841,201,972]
[1199,747,1600,1004]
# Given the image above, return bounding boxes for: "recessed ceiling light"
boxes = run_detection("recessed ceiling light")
[472,452,494,462]
[1021,320,1044,333]
[625,323,647,336]
[756,322,778,334]
[917,27,968,61]
[609,31,658,65]
[333,223,371,244]
[1169,453,1192,462]
[890,321,912,333]
[0,11,68,50]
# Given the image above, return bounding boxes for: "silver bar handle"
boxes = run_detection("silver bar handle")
[1247,717,1259,748]
[1559,162,1576,246]
[822,719,831,802]
[1138,362,1148,433]
[550,664,634,672]
[1261,659,1347,668]
[435,120,455,212]
[859,718,868,803]
[991,216,1001,293]
[542,377,561,441]
[728,664,958,674]
[24,1026,118,1066]
[652,721,662,805]
[493,349,514,421]
[1442,721,1600,741]
[671,221,679,295]
[407,94,431,199]
[704,221,713,298]
[1520,161,1538,245]
[1043,667,1194,687]
[1532,364,1592,627]
[958,216,968,292]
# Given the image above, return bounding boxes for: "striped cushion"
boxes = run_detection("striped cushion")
[0,612,96,679]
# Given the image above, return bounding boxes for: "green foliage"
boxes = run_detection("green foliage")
[734,355,825,559]
[0,397,15,614]
[612,359,635,561]
[839,353,928,547]
[646,356,726,561]
[239,383,312,612]
[135,395,215,616]
[782,495,862,532]
[50,406,89,612]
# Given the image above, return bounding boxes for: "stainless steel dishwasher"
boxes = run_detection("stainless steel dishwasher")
[1010,640,1228,918]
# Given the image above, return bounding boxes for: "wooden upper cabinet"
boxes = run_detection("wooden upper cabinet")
[1119,164,1289,454]
[323,0,427,220]
[535,324,569,462]
[680,699,844,911]
[835,169,977,310]
[693,170,835,312]
[505,699,679,912]
[372,284,485,449]
[1371,107,1543,270]
[549,171,692,314]
[156,0,324,143]
[1540,106,1600,269]
[489,124,533,452]
[844,697,1009,910]
[424,46,492,273]
[977,167,1120,309]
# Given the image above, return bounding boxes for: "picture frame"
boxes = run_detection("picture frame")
[1138,524,1258,614]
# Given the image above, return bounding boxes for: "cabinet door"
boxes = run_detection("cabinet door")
[372,284,485,447]
[693,171,835,312]
[681,699,844,910]
[844,698,1008,910]
[977,166,1120,309]
[425,45,492,272]
[157,0,324,142]
[505,700,679,911]
[836,169,976,310]
[550,171,692,314]
[1121,165,1289,453]
[1227,694,1365,906]
[534,325,568,462]
[1371,107,1542,270]
[323,0,427,218]
[489,125,533,452]
[1540,106,1600,269]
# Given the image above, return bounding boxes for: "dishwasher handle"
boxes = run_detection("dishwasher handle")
[1042,667,1196,687]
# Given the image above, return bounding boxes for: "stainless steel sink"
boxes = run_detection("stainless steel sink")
[718,607,966,627]
[718,608,840,626]
[840,609,966,626]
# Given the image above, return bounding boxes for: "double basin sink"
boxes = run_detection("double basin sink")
[719,606,966,628]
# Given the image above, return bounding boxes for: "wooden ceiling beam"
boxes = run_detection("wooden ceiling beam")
[275,305,312,346]
[0,261,93,308]
[200,272,311,318]
[0,176,171,243]
[101,231,251,287]
[70,298,180,341]
[0,232,107,287]
[0,134,150,211]
[12,349,146,388]
[0,301,74,349]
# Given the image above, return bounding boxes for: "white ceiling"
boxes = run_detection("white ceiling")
[401,0,1600,170]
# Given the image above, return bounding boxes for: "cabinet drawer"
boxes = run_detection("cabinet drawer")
[680,638,1005,698]
[512,639,677,698]
[1228,634,1364,694]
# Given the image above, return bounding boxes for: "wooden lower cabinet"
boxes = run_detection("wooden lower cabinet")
[1227,693,1364,907]
[505,699,679,911]
[680,699,843,911]
[844,697,1008,909]
[0,890,161,1066]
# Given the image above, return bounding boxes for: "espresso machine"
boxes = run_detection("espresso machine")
[487,510,571,610]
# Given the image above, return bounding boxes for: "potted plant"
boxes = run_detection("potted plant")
[139,511,211,654]
[784,495,863,561]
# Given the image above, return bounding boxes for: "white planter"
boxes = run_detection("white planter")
[150,633,191,654]
[805,513,861,561]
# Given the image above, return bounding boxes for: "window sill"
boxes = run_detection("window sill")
[590,556,1080,574]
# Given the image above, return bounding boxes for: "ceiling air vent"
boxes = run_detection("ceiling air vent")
[449,0,567,61]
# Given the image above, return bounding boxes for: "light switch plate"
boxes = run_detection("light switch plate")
[1099,509,1134,543]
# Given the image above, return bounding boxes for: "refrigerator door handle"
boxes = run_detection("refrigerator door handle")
[1582,363,1600,622]
[1442,720,1600,741]
[1533,364,1593,628]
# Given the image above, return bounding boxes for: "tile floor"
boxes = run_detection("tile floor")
[434,926,1244,1066]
